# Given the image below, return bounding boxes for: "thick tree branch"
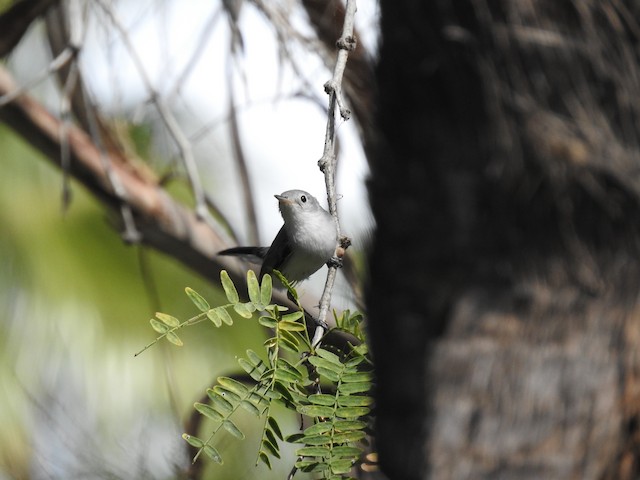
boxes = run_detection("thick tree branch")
[0,66,234,279]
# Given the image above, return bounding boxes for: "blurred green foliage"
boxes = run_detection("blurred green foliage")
[0,125,301,479]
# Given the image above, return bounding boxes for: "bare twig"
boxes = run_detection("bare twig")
[45,2,141,240]
[251,0,328,107]
[227,63,260,245]
[0,47,76,107]
[301,0,376,133]
[59,57,79,212]
[312,0,357,348]
[166,8,222,103]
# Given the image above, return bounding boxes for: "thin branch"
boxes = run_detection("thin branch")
[313,0,357,348]
[251,0,328,107]
[45,2,141,240]
[0,46,75,107]
[302,0,377,137]
[227,82,260,245]
[59,56,78,212]
[166,8,223,103]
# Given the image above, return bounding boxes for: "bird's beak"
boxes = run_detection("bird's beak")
[275,194,294,205]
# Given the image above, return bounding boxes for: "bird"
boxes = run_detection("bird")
[219,189,338,285]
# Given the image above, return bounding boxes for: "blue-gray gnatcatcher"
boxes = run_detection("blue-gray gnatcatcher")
[219,189,338,284]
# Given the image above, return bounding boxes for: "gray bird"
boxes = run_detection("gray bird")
[219,190,338,285]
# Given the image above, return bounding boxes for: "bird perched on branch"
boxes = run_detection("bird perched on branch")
[219,189,338,285]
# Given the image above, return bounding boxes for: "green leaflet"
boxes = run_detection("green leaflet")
[330,458,354,474]
[296,446,331,457]
[308,394,336,406]
[303,422,334,436]
[338,382,371,395]
[260,274,272,306]
[316,366,341,382]
[258,451,272,469]
[182,433,204,448]
[247,270,261,306]
[165,331,183,346]
[149,318,169,334]
[194,402,223,422]
[208,392,233,414]
[335,407,371,419]
[185,287,210,312]
[206,308,222,327]
[330,445,363,458]
[240,399,260,416]
[315,347,342,365]
[217,307,234,325]
[223,419,245,440]
[259,316,277,328]
[217,376,249,395]
[234,302,254,318]
[268,416,283,440]
[298,405,334,418]
[341,372,373,383]
[308,356,344,373]
[203,445,223,464]
[220,270,239,304]
[333,419,367,431]
[155,312,180,327]
[337,395,374,407]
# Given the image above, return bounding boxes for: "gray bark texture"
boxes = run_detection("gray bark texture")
[367,1,640,479]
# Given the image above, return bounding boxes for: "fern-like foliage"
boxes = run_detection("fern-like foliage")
[139,270,373,478]
[135,270,269,356]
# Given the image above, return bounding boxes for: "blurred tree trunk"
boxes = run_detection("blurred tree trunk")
[368,1,640,479]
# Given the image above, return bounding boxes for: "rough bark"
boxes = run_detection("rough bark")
[368,1,640,479]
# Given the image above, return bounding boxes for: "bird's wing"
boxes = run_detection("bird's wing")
[260,225,293,280]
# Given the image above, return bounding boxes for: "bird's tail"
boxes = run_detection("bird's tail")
[218,246,269,264]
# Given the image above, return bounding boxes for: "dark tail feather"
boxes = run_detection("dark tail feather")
[218,246,269,264]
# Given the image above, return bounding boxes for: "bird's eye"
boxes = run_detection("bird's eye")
[300,195,307,203]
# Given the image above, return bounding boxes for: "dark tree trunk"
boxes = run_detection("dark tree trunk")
[367,1,640,479]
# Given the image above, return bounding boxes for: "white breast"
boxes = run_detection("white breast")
[281,210,337,281]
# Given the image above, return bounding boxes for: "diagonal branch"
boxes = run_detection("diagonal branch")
[0,65,232,280]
